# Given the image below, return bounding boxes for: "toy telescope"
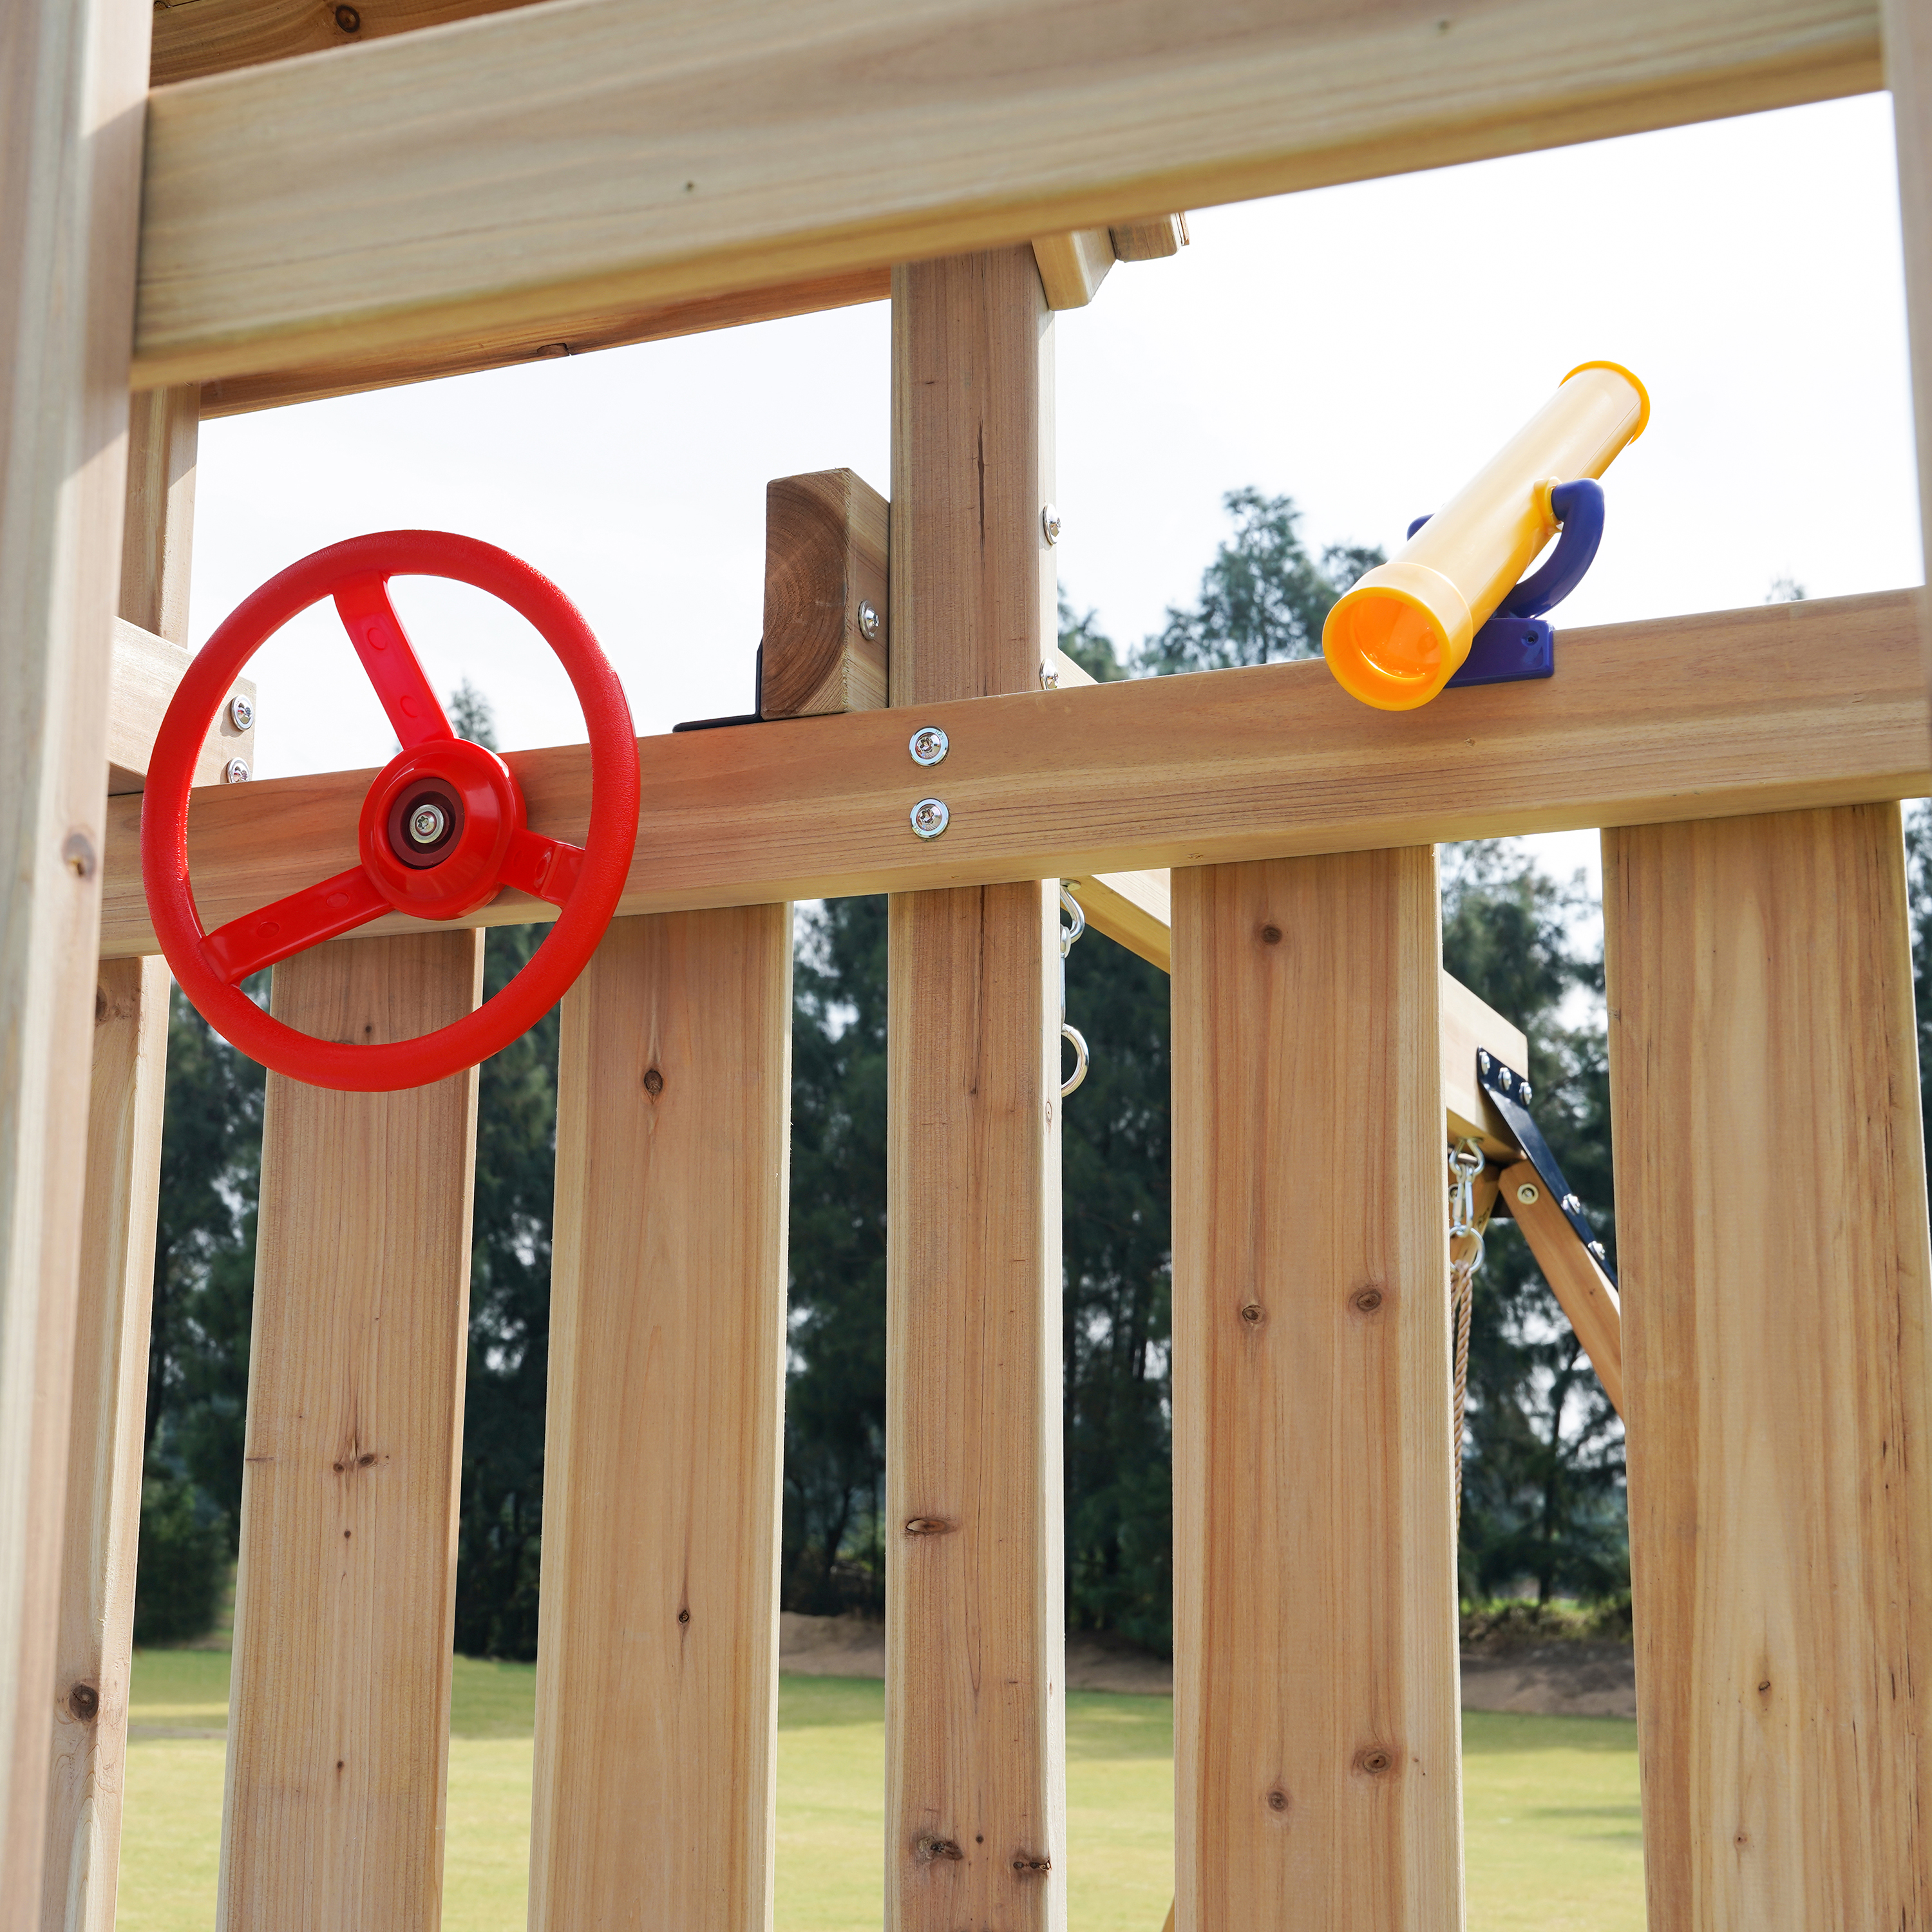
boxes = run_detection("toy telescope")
[1322,361,1649,710]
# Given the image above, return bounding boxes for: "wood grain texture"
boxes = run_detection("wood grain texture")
[152,0,549,85]
[1885,0,1932,708]
[96,591,1932,960]
[1497,1160,1622,1418]
[106,619,255,796]
[1030,230,1113,309]
[1167,862,1453,1932]
[760,469,889,719]
[39,960,168,1932]
[0,0,151,1915]
[530,905,791,1931]
[218,932,482,1932]
[117,388,198,648]
[133,0,1879,390]
[886,248,1064,1931]
[1603,804,1932,1931]
[196,268,890,418]
[1108,216,1187,261]
[1172,851,1463,1931]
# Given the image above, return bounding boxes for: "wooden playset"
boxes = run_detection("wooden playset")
[8,4,1932,1929]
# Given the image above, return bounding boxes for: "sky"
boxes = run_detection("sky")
[189,90,1922,907]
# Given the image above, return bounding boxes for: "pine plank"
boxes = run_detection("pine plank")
[1603,804,1932,1929]
[218,932,483,1932]
[529,905,792,1929]
[95,591,1931,960]
[0,0,151,1913]
[105,619,256,796]
[1171,850,1463,1930]
[39,960,169,1932]
[133,0,1878,390]
[1030,231,1114,310]
[152,0,547,84]
[886,245,1065,1931]
[761,469,889,720]
[1886,0,1932,702]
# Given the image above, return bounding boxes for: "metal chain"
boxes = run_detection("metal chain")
[1447,1141,1486,1533]
[1057,884,1089,1097]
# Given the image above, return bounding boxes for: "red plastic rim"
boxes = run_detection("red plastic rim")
[141,531,639,1092]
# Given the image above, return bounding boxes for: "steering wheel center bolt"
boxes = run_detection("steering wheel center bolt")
[911,798,949,840]
[409,802,448,846]
[909,726,949,766]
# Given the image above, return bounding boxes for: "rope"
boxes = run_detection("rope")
[1447,1144,1486,1535]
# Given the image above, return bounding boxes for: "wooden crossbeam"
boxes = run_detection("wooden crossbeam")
[133,0,1879,392]
[97,591,1928,960]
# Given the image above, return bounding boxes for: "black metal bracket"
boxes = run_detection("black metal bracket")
[1477,1053,1616,1289]
[672,642,766,732]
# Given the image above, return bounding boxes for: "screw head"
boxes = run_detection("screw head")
[408,802,448,846]
[909,726,949,767]
[1589,1240,1607,1259]
[911,797,949,840]
[857,600,881,641]
[1039,659,1060,690]
[224,757,251,784]
[1516,1182,1540,1205]
[1477,1050,1491,1071]
[228,693,254,731]
[1520,1081,1533,1103]
[1561,1192,1581,1213]
[1041,503,1061,545]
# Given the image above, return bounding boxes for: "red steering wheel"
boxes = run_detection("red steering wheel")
[142,531,639,1093]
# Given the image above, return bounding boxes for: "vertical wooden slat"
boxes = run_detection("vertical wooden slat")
[886,245,1065,1932]
[1883,1,1932,701]
[1604,804,1932,1931]
[529,904,793,1930]
[218,931,484,1932]
[117,388,200,648]
[1171,851,1463,1932]
[40,962,169,1932]
[0,0,151,1911]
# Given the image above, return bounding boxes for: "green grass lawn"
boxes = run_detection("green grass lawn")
[117,1653,1641,1929]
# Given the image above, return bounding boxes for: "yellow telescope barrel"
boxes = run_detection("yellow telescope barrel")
[1321,361,1649,710]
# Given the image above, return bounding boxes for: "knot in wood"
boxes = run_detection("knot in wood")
[1353,1745,1395,1777]
[1011,1852,1052,1876]
[643,1066,665,1097]
[677,1607,692,1624]
[1260,924,1283,945]
[1350,1285,1386,1316]
[1265,1786,1289,1813]
[1238,1302,1265,1327]
[914,1836,964,1863]
[904,1517,954,1537]
[334,4,361,29]
[68,1681,100,1723]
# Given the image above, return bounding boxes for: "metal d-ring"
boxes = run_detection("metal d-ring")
[1060,1023,1089,1096]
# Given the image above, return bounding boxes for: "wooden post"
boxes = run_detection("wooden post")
[529,905,792,1929]
[886,247,1065,1931]
[217,933,483,1931]
[1884,1,1932,702]
[1171,851,1463,1931]
[1604,804,1932,1929]
[41,385,199,1932]
[0,0,151,1913]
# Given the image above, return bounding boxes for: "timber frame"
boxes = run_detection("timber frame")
[7,2,1932,1929]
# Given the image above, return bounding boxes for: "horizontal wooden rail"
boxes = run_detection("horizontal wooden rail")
[99,591,1927,958]
[108,617,254,792]
[135,0,1877,390]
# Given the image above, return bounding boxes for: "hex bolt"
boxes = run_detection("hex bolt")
[1561,1192,1581,1213]
[1039,659,1060,690]
[1041,504,1061,545]
[228,693,254,732]
[909,726,949,767]
[409,802,448,846]
[911,797,949,840]
[857,600,882,641]
[224,757,251,784]
[1477,1050,1491,1072]
[1589,1240,1607,1260]
[1516,1182,1540,1205]
[1520,1081,1534,1103]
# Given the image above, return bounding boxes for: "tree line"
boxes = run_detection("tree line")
[139,489,1839,1651]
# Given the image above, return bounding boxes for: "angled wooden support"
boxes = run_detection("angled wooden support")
[1497,1162,1623,1418]
[1173,851,1463,1929]
[886,246,1065,1931]
[530,905,792,1927]
[1030,230,1115,310]
[1605,804,1932,1929]
[0,0,150,1914]
[218,933,482,1931]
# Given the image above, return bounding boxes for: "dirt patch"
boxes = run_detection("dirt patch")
[780,1614,1636,1716]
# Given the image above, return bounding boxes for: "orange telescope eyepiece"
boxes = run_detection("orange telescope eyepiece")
[1321,361,1649,711]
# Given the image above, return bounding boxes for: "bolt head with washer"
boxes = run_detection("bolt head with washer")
[911,797,949,840]
[857,600,881,641]
[223,757,251,784]
[228,694,254,732]
[409,802,448,846]
[1039,659,1060,690]
[1516,1182,1539,1204]
[909,726,949,767]
[1041,504,1061,545]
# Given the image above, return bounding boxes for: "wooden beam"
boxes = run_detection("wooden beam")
[96,591,1931,959]
[1441,974,1527,1159]
[133,0,1880,391]
[108,620,256,795]
[218,933,482,1931]
[151,0,548,86]
[1109,215,1188,261]
[1884,1,1932,707]
[194,267,891,419]
[1497,1159,1623,1417]
[886,247,1065,1931]
[1604,804,1932,1929]
[1030,230,1114,310]
[1173,850,1463,1928]
[531,907,791,1927]
[761,469,889,720]
[40,958,169,1932]
[0,0,149,1915]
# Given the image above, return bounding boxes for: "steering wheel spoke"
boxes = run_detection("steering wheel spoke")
[335,575,455,748]
[202,864,390,985]
[499,827,586,907]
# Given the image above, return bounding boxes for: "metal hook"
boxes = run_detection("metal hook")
[1057,883,1085,958]
[1060,1023,1089,1097]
